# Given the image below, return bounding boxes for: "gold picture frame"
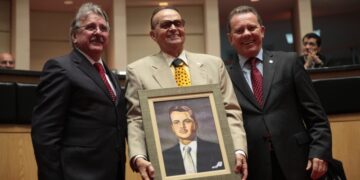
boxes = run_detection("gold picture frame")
[139,84,240,180]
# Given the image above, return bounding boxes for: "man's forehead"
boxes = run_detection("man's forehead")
[304,37,316,42]
[154,9,181,21]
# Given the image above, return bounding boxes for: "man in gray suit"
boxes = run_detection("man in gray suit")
[31,3,126,180]
[125,6,248,180]
[226,5,332,180]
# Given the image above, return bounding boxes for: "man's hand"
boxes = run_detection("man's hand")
[136,158,155,180]
[234,153,248,180]
[306,158,328,180]
[304,50,323,69]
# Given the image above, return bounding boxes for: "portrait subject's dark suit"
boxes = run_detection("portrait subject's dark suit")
[227,50,332,180]
[31,49,127,180]
[163,138,224,176]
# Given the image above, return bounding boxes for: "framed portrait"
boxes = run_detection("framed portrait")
[139,84,240,180]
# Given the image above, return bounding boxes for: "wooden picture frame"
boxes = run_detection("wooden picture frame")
[139,84,240,180]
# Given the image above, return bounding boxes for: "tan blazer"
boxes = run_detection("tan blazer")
[125,51,247,161]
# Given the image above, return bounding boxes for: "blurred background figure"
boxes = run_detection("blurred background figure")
[301,32,327,69]
[0,52,15,69]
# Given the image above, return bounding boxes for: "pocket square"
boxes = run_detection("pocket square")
[211,161,223,169]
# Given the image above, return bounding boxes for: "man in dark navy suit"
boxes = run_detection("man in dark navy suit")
[226,5,332,180]
[163,105,224,176]
[31,3,127,180]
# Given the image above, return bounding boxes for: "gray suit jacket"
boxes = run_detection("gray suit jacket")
[31,49,127,180]
[125,51,247,167]
[227,50,332,180]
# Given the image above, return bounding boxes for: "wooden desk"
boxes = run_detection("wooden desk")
[1,66,360,179]
[309,65,360,80]
[0,125,141,180]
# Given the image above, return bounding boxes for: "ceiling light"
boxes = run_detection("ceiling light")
[64,0,73,5]
[159,2,169,6]
[251,0,260,2]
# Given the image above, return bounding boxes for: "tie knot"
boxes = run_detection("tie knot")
[248,57,258,67]
[184,145,191,153]
[94,63,104,73]
[172,58,184,67]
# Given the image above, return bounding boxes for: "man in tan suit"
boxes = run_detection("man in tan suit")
[125,6,248,180]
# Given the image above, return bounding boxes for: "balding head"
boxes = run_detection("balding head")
[0,52,15,69]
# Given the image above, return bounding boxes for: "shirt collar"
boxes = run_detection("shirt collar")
[179,138,197,151]
[76,48,104,66]
[161,50,188,67]
[237,48,264,68]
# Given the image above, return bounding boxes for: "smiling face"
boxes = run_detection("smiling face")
[170,111,197,145]
[150,9,185,57]
[228,12,265,58]
[72,13,109,61]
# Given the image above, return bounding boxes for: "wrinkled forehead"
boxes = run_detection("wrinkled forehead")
[153,9,182,23]
[80,13,106,25]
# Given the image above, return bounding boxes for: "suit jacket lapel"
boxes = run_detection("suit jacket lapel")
[186,52,208,85]
[262,51,277,105]
[228,60,259,107]
[71,49,114,102]
[152,53,178,88]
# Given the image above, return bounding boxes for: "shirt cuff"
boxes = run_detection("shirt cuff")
[235,150,247,158]
[131,155,148,171]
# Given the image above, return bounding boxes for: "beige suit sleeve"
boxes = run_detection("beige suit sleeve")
[125,65,148,159]
[218,60,248,154]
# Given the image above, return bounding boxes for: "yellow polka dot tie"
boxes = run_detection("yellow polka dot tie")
[173,58,191,87]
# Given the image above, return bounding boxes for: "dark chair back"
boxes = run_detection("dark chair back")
[0,82,17,123]
[312,77,360,114]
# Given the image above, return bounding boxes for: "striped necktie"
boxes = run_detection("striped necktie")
[94,63,116,102]
[249,57,263,106]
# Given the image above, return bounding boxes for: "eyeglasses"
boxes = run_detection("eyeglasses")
[157,19,185,29]
[79,23,109,33]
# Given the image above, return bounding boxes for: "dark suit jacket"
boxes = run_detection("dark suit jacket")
[162,138,224,176]
[227,50,332,180]
[31,49,127,180]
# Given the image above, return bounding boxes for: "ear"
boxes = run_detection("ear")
[227,33,233,45]
[72,33,77,44]
[260,25,265,39]
[150,30,157,42]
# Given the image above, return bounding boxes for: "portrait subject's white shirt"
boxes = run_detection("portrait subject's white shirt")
[179,139,197,166]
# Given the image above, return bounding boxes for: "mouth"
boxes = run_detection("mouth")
[242,39,255,46]
[178,129,188,134]
[167,32,181,40]
[90,36,104,45]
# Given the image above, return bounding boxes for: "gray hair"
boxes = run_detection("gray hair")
[70,2,110,47]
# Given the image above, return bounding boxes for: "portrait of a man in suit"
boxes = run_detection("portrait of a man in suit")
[162,105,224,176]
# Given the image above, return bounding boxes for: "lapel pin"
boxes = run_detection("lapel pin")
[269,60,274,63]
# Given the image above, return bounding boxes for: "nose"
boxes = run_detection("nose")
[93,26,102,33]
[243,28,252,35]
[169,23,177,30]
